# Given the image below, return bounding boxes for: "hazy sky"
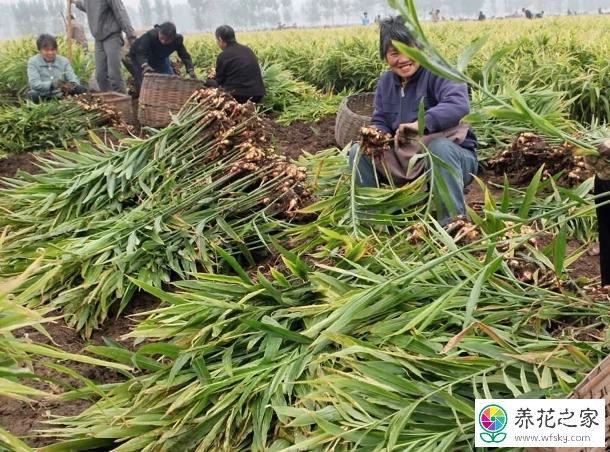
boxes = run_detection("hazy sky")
[2,0,609,39]
[1,0,138,3]
[3,0,610,6]
[2,0,610,11]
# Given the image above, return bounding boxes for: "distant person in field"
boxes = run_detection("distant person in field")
[207,25,265,104]
[478,11,486,20]
[27,34,88,102]
[362,12,370,25]
[71,0,136,94]
[127,22,196,95]
[68,14,88,53]
[430,9,440,22]
[348,16,477,226]
[586,140,610,286]
[522,7,533,18]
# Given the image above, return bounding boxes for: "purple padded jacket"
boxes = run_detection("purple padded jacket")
[371,67,477,151]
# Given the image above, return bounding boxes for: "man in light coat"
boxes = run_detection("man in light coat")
[71,0,136,93]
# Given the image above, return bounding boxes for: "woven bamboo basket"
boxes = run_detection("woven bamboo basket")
[334,92,375,148]
[138,74,204,128]
[92,92,134,124]
[526,355,610,452]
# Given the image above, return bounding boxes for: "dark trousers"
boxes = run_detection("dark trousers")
[128,57,174,95]
[233,95,263,104]
[595,176,610,285]
[27,84,88,103]
[348,138,477,225]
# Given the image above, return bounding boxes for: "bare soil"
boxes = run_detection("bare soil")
[0,293,159,447]
[263,115,338,160]
[0,151,49,180]
[567,241,601,282]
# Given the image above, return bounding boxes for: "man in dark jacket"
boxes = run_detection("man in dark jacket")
[348,16,478,225]
[210,25,265,104]
[72,0,136,93]
[127,22,196,95]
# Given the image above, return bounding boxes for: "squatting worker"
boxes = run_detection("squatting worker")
[349,16,477,226]
[27,34,88,102]
[71,0,136,94]
[127,22,196,95]
[207,25,265,104]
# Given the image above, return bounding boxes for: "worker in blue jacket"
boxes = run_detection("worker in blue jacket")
[349,16,477,225]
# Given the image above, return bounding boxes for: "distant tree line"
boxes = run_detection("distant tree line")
[9,0,83,36]
[138,0,173,26]
[2,0,606,39]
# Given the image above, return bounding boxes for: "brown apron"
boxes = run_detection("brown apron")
[374,124,470,186]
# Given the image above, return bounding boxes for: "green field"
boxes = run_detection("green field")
[0,11,609,451]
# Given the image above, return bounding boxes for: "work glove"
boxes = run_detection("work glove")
[141,63,154,75]
[60,82,76,94]
[51,79,65,90]
[188,69,197,79]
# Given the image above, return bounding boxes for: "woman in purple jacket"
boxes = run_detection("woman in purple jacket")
[349,16,478,225]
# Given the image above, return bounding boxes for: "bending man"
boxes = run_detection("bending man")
[127,22,196,95]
